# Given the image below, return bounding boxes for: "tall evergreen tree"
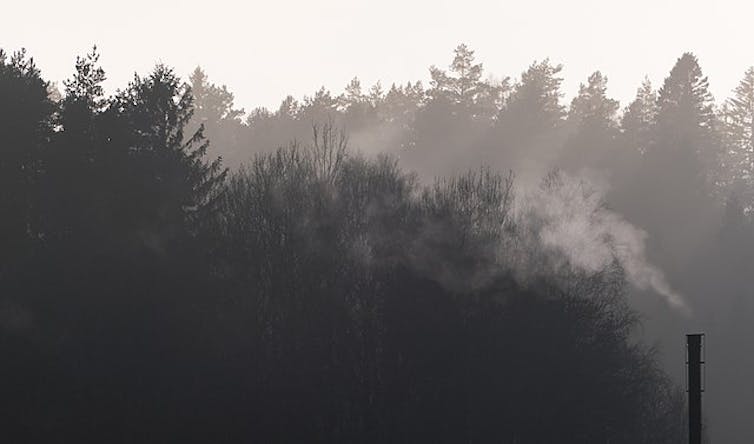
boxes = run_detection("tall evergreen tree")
[106,65,227,244]
[302,86,339,118]
[607,78,657,214]
[560,71,620,169]
[189,66,244,124]
[429,44,483,107]
[498,59,565,135]
[720,67,754,207]
[567,71,619,130]
[428,44,504,119]
[623,53,721,268]
[368,81,384,107]
[380,81,424,125]
[0,49,54,272]
[339,76,378,131]
[339,77,366,109]
[490,59,565,169]
[375,81,424,151]
[653,53,720,188]
[187,66,245,167]
[43,47,108,243]
[622,77,658,155]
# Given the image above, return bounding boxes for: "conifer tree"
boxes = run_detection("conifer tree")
[622,77,658,155]
[107,65,227,241]
[44,47,108,243]
[0,49,54,271]
[492,59,565,166]
[499,59,565,134]
[568,71,619,130]
[560,71,619,169]
[720,67,754,207]
[653,52,720,186]
[188,66,244,124]
[428,44,503,119]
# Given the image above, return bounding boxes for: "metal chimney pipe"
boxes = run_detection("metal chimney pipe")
[686,333,704,444]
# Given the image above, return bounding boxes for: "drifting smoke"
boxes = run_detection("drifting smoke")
[512,171,689,314]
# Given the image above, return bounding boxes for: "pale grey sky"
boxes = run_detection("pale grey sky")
[3,0,752,111]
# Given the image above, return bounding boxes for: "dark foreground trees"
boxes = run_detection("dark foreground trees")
[0,48,686,443]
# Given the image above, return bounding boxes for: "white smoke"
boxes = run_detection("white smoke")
[513,171,690,314]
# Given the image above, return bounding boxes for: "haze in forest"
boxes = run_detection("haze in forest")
[3,2,754,443]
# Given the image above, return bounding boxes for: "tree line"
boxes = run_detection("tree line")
[195,47,754,442]
[2,44,737,442]
[200,44,754,213]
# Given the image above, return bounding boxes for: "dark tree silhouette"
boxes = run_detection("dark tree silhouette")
[9,45,749,442]
[0,49,54,274]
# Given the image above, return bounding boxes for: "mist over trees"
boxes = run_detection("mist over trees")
[1,43,752,442]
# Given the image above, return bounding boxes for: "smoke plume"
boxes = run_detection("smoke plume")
[513,171,689,314]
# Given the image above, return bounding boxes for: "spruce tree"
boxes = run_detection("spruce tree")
[653,52,720,188]
[0,49,54,271]
[560,71,619,170]
[106,65,227,243]
[626,53,721,265]
[622,77,658,155]
[720,67,754,207]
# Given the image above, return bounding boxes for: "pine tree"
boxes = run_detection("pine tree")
[568,71,619,130]
[44,47,108,243]
[607,77,657,212]
[301,86,339,120]
[621,54,721,265]
[720,67,754,207]
[340,76,366,110]
[339,76,377,130]
[188,66,243,124]
[500,59,565,132]
[560,71,619,169]
[429,44,483,106]
[377,82,424,149]
[368,81,384,108]
[187,67,245,167]
[656,54,716,134]
[428,44,502,119]
[0,49,54,271]
[493,59,565,163]
[622,77,658,155]
[63,47,106,110]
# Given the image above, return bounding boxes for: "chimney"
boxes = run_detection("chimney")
[686,333,704,444]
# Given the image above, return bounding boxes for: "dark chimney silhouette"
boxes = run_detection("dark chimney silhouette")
[686,334,704,444]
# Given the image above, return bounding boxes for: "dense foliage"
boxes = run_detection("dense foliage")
[198,46,754,442]
[6,43,753,442]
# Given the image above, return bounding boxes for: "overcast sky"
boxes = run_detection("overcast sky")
[4,0,752,112]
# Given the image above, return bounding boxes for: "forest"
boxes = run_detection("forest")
[2,44,753,442]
